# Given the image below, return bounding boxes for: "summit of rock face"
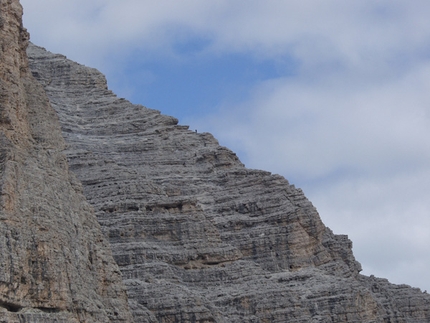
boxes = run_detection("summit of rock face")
[27,38,430,323]
[0,1,133,322]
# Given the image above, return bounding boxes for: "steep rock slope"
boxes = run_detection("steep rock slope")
[0,1,133,322]
[28,43,430,323]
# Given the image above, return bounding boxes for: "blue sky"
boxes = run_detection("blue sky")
[21,0,430,292]
[110,49,292,119]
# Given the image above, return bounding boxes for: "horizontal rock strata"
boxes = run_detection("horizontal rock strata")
[0,1,133,322]
[27,42,430,323]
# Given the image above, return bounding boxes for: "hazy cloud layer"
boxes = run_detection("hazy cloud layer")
[21,0,430,291]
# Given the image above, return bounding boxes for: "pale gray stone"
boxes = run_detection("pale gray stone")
[27,38,430,323]
[2,0,429,321]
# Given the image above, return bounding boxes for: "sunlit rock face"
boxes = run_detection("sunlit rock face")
[0,1,133,322]
[27,36,430,323]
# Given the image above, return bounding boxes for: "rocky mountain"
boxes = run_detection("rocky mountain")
[1,0,430,322]
[27,32,430,323]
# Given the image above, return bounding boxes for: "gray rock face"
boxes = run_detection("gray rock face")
[27,39,430,323]
[0,1,133,322]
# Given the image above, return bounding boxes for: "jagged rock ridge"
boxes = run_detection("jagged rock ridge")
[27,38,430,323]
[0,1,133,322]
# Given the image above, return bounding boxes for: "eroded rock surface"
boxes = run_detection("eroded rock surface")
[28,41,430,323]
[0,1,133,322]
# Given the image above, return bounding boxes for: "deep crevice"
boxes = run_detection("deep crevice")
[0,300,23,312]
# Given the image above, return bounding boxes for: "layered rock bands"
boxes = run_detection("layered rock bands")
[1,0,430,321]
[27,40,430,323]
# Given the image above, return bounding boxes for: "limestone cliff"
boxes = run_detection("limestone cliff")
[1,0,430,321]
[0,0,133,322]
[27,39,430,323]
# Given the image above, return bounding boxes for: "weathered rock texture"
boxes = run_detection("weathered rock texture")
[0,1,133,322]
[27,39,430,323]
[1,0,429,321]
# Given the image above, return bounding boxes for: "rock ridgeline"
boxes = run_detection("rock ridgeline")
[27,34,430,323]
[0,1,133,322]
[0,0,429,321]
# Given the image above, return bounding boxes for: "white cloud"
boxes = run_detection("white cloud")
[23,1,430,65]
[310,168,430,289]
[196,60,430,180]
[21,0,430,291]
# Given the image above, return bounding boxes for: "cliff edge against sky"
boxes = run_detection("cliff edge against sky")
[1,0,430,322]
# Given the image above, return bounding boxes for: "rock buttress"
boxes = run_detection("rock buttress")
[0,1,134,322]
